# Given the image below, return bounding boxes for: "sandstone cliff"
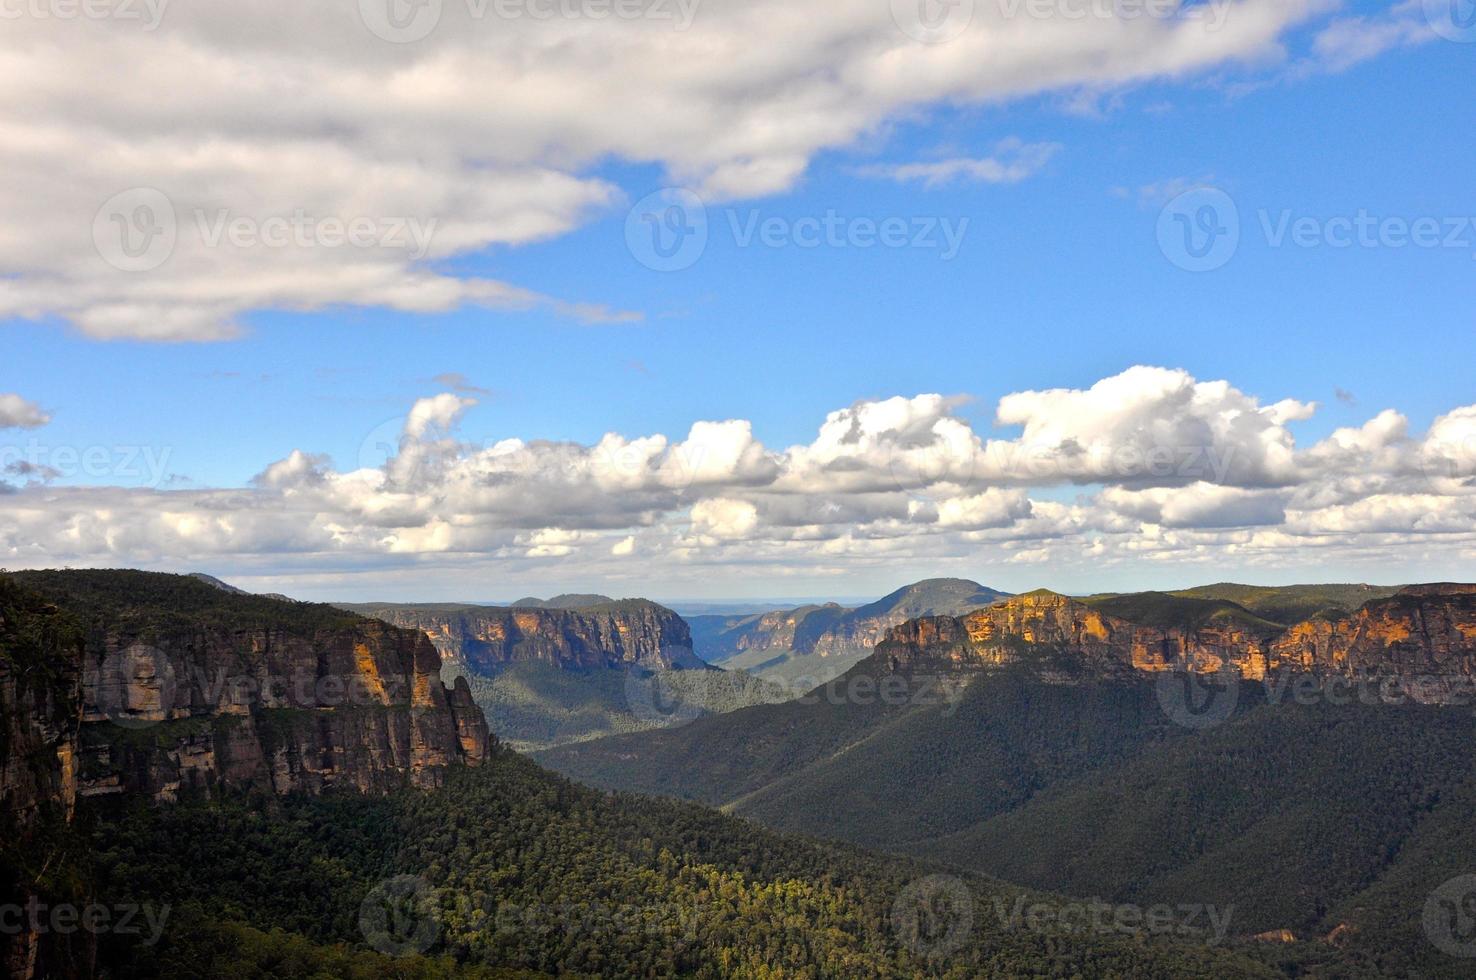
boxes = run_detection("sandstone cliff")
[5,570,491,807]
[343,599,703,673]
[1,570,493,979]
[874,586,1476,684]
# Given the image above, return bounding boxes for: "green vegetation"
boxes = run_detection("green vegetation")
[1169,582,1404,623]
[1079,591,1286,636]
[14,568,367,637]
[443,661,787,752]
[538,662,1476,976]
[78,748,1283,978]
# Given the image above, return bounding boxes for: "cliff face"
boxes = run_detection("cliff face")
[1,571,493,980]
[5,571,491,807]
[1269,588,1476,675]
[0,579,83,833]
[345,600,703,673]
[875,586,1476,684]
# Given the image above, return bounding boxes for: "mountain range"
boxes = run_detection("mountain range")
[537,581,1476,976]
[2,568,1296,979]
[688,577,1010,687]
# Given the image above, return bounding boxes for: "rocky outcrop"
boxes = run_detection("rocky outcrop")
[1,570,493,979]
[1268,587,1476,676]
[874,586,1476,684]
[6,571,491,806]
[0,578,83,832]
[344,599,703,673]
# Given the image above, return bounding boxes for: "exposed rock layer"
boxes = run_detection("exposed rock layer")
[4,571,491,810]
[876,587,1476,684]
[344,600,702,673]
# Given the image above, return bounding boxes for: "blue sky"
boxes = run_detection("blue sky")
[3,1,1475,600]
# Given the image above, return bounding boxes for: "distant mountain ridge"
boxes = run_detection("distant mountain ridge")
[510,592,615,608]
[537,581,1476,974]
[878,584,1476,682]
[334,596,797,751]
[689,577,1010,687]
[339,597,705,672]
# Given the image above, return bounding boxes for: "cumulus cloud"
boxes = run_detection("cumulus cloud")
[0,0,1353,340]
[7,365,1476,586]
[0,394,51,430]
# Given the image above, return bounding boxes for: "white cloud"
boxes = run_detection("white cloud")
[0,394,50,430]
[855,139,1061,187]
[0,0,1343,340]
[8,365,1476,588]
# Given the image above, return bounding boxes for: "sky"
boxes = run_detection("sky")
[2,0,1475,602]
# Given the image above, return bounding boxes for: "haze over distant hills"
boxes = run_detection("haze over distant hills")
[689,577,1010,687]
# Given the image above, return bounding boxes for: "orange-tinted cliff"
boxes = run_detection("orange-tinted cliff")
[875,586,1476,683]
[4,571,491,808]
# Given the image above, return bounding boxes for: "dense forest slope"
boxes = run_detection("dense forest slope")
[538,584,1476,976]
[76,749,1288,978]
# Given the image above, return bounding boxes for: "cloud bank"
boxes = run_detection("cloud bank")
[5,366,1475,593]
[0,0,1338,340]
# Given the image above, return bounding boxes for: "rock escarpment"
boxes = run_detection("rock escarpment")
[1,570,493,979]
[875,586,1476,684]
[5,570,490,807]
[344,599,704,673]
